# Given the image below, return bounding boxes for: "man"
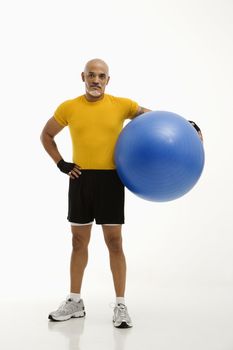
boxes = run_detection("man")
[40,58,150,328]
[40,58,202,328]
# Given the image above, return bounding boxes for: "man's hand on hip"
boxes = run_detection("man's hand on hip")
[57,159,82,179]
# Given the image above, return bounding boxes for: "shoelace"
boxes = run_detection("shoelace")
[117,304,128,317]
[109,303,128,318]
[58,299,73,311]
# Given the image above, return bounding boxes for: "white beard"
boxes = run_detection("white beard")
[87,88,102,97]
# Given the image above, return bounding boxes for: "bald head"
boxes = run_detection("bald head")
[84,58,109,76]
[82,58,110,101]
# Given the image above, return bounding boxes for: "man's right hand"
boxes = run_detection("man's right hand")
[57,159,82,179]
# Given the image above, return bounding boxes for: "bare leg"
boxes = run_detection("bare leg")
[70,224,92,293]
[102,225,126,297]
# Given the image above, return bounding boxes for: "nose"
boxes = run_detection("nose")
[92,76,100,84]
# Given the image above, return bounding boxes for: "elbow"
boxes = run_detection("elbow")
[40,130,45,144]
[40,129,50,145]
[40,130,54,146]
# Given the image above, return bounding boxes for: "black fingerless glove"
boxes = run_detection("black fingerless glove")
[188,120,201,133]
[57,159,75,174]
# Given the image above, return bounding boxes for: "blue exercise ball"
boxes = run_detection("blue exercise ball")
[115,111,205,202]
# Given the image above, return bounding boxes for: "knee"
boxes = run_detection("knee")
[106,236,123,253]
[72,234,88,252]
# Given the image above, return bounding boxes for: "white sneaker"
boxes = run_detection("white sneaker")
[113,303,133,328]
[48,297,86,321]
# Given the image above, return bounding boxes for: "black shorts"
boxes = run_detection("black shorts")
[67,170,125,225]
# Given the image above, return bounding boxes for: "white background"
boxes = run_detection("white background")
[0,0,233,339]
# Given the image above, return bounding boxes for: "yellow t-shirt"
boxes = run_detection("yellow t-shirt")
[54,94,139,169]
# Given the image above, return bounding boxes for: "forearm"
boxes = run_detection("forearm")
[40,133,63,164]
[136,106,152,116]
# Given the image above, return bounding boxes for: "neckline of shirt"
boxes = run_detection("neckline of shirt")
[81,94,107,104]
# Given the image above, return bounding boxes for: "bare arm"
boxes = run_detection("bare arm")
[40,117,81,179]
[135,106,152,117]
[40,117,65,164]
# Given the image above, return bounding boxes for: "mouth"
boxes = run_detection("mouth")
[90,86,101,89]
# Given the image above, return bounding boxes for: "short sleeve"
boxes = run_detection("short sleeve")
[53,101,69,127]
[117,97,139,120]
[127,99,139,119]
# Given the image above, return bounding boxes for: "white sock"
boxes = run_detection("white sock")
[69,293,81,302]
[116,297,125,305]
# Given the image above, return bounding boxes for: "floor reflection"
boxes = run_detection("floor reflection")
[48,317,85,350]
[47,313,133,350]
[112,326,132,350]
